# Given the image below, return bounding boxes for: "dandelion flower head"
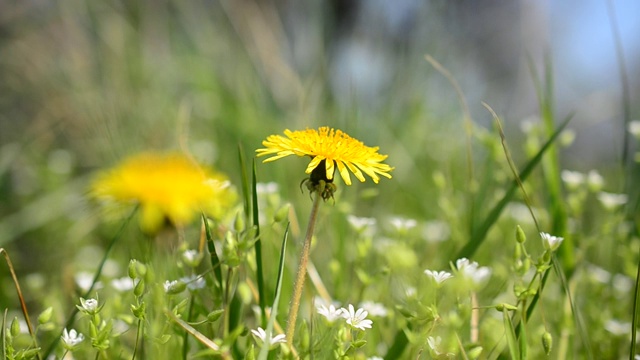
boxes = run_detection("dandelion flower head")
[91,152,236,232]
[256,127,393,186]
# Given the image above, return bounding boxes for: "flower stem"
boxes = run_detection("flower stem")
[286,189,322,345]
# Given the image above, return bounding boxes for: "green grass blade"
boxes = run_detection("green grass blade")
[518,321,527,360]
[534,56,573,275]
[252,159,267,327]
[203,214,223,290]
[455,114,573,260]
[257,223,289,360]
[384,323,410,359]
[43,206,136,359]
[503,308,519,360]
[238,144,251,220]
[631,240,640,359]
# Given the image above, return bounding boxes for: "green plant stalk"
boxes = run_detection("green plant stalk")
[1,248,41,360]
[252,161,267,327]
[182,296,195,360]
[258,223,290,360]
[285,189,322,346]
[43,207,136,359]
[132,318,143,360]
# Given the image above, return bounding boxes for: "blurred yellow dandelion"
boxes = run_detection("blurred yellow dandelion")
[256,126,393,186]
[91,152,235,232]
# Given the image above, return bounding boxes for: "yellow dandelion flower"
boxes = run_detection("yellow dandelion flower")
[256,127,393,187]
[91,152,236,232]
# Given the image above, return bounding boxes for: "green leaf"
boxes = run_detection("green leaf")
[258,223,289,360]
[503,308,519,360]
[203,214,223,290]
[252,160,267,328]
[455,113,572,260]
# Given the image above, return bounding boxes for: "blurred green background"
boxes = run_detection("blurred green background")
[1,0,639,335]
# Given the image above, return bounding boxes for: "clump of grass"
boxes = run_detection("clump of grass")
[1,3,638,359]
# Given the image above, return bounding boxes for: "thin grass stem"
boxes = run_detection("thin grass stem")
[43,206,137,359]
[285,188,322,346]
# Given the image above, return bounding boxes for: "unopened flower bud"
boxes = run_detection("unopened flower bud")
[516,225,526,244]
[542,331,553,355]
[38,307,53,324]
[10,317,20,337]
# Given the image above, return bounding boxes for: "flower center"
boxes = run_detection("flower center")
[310,159,335,186]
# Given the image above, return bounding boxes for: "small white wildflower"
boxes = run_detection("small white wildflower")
[505,202,535,224]
[427,336,454,357]
[111,277,135,292]
[405,287,417,298]
[587,170,604,191]
[586,264,611,284]
[182,249,203,267]
[256,182,279,195]
[347,215,377,234]
[359,301,388,317]
[112,319,131,335]
[597,192,628,210]
[613,274,633,294]
[561,170,585,190]
[427,336,443,355]
[628,120,640,139]
[456,258,491,284]
[424,270,454,285]
[77,298,99,315]
[163,280,185,294]
[74,272,102,292]
[604,319,630,336]
[180,274,206,291]
[390,217,417,232]
[250,327,286,349]
[368,357,384,360]
[520,119,536,134]
[340,304,373,331]
[540,232,564,251]
[317,304,343,323]
[423,220,450,243]
[61,328,84,349]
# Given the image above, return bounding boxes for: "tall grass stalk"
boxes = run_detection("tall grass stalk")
[285,188,322,346]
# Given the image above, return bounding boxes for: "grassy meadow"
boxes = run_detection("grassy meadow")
[1,2,639,359]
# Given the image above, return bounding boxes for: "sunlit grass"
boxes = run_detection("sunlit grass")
[1,2,639,360]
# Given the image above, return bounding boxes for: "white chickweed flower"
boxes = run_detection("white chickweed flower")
[424,270,454,286]
[540,232,564,251]
[163,280,186,294]
[74,272,102,292]
[180,274,206,291]
[111,277,135,292]
[597,192,628,210]
[256,182,279,195]
[317,304,343,323]
[423,220,450,243]
[560,170,585,190]
[456,258,491,284]
[390,217,417,232]
[604,319,630,336]
[182,249,203,267]
[250,327,286,349]
[61,328,84,349]
[78,297,99,314]
[628,120,640,139]
[587,170,604,191]
[347,215,377,232]
[359,301,388,317]
[340,304,373,331]
[427,335,454,357]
